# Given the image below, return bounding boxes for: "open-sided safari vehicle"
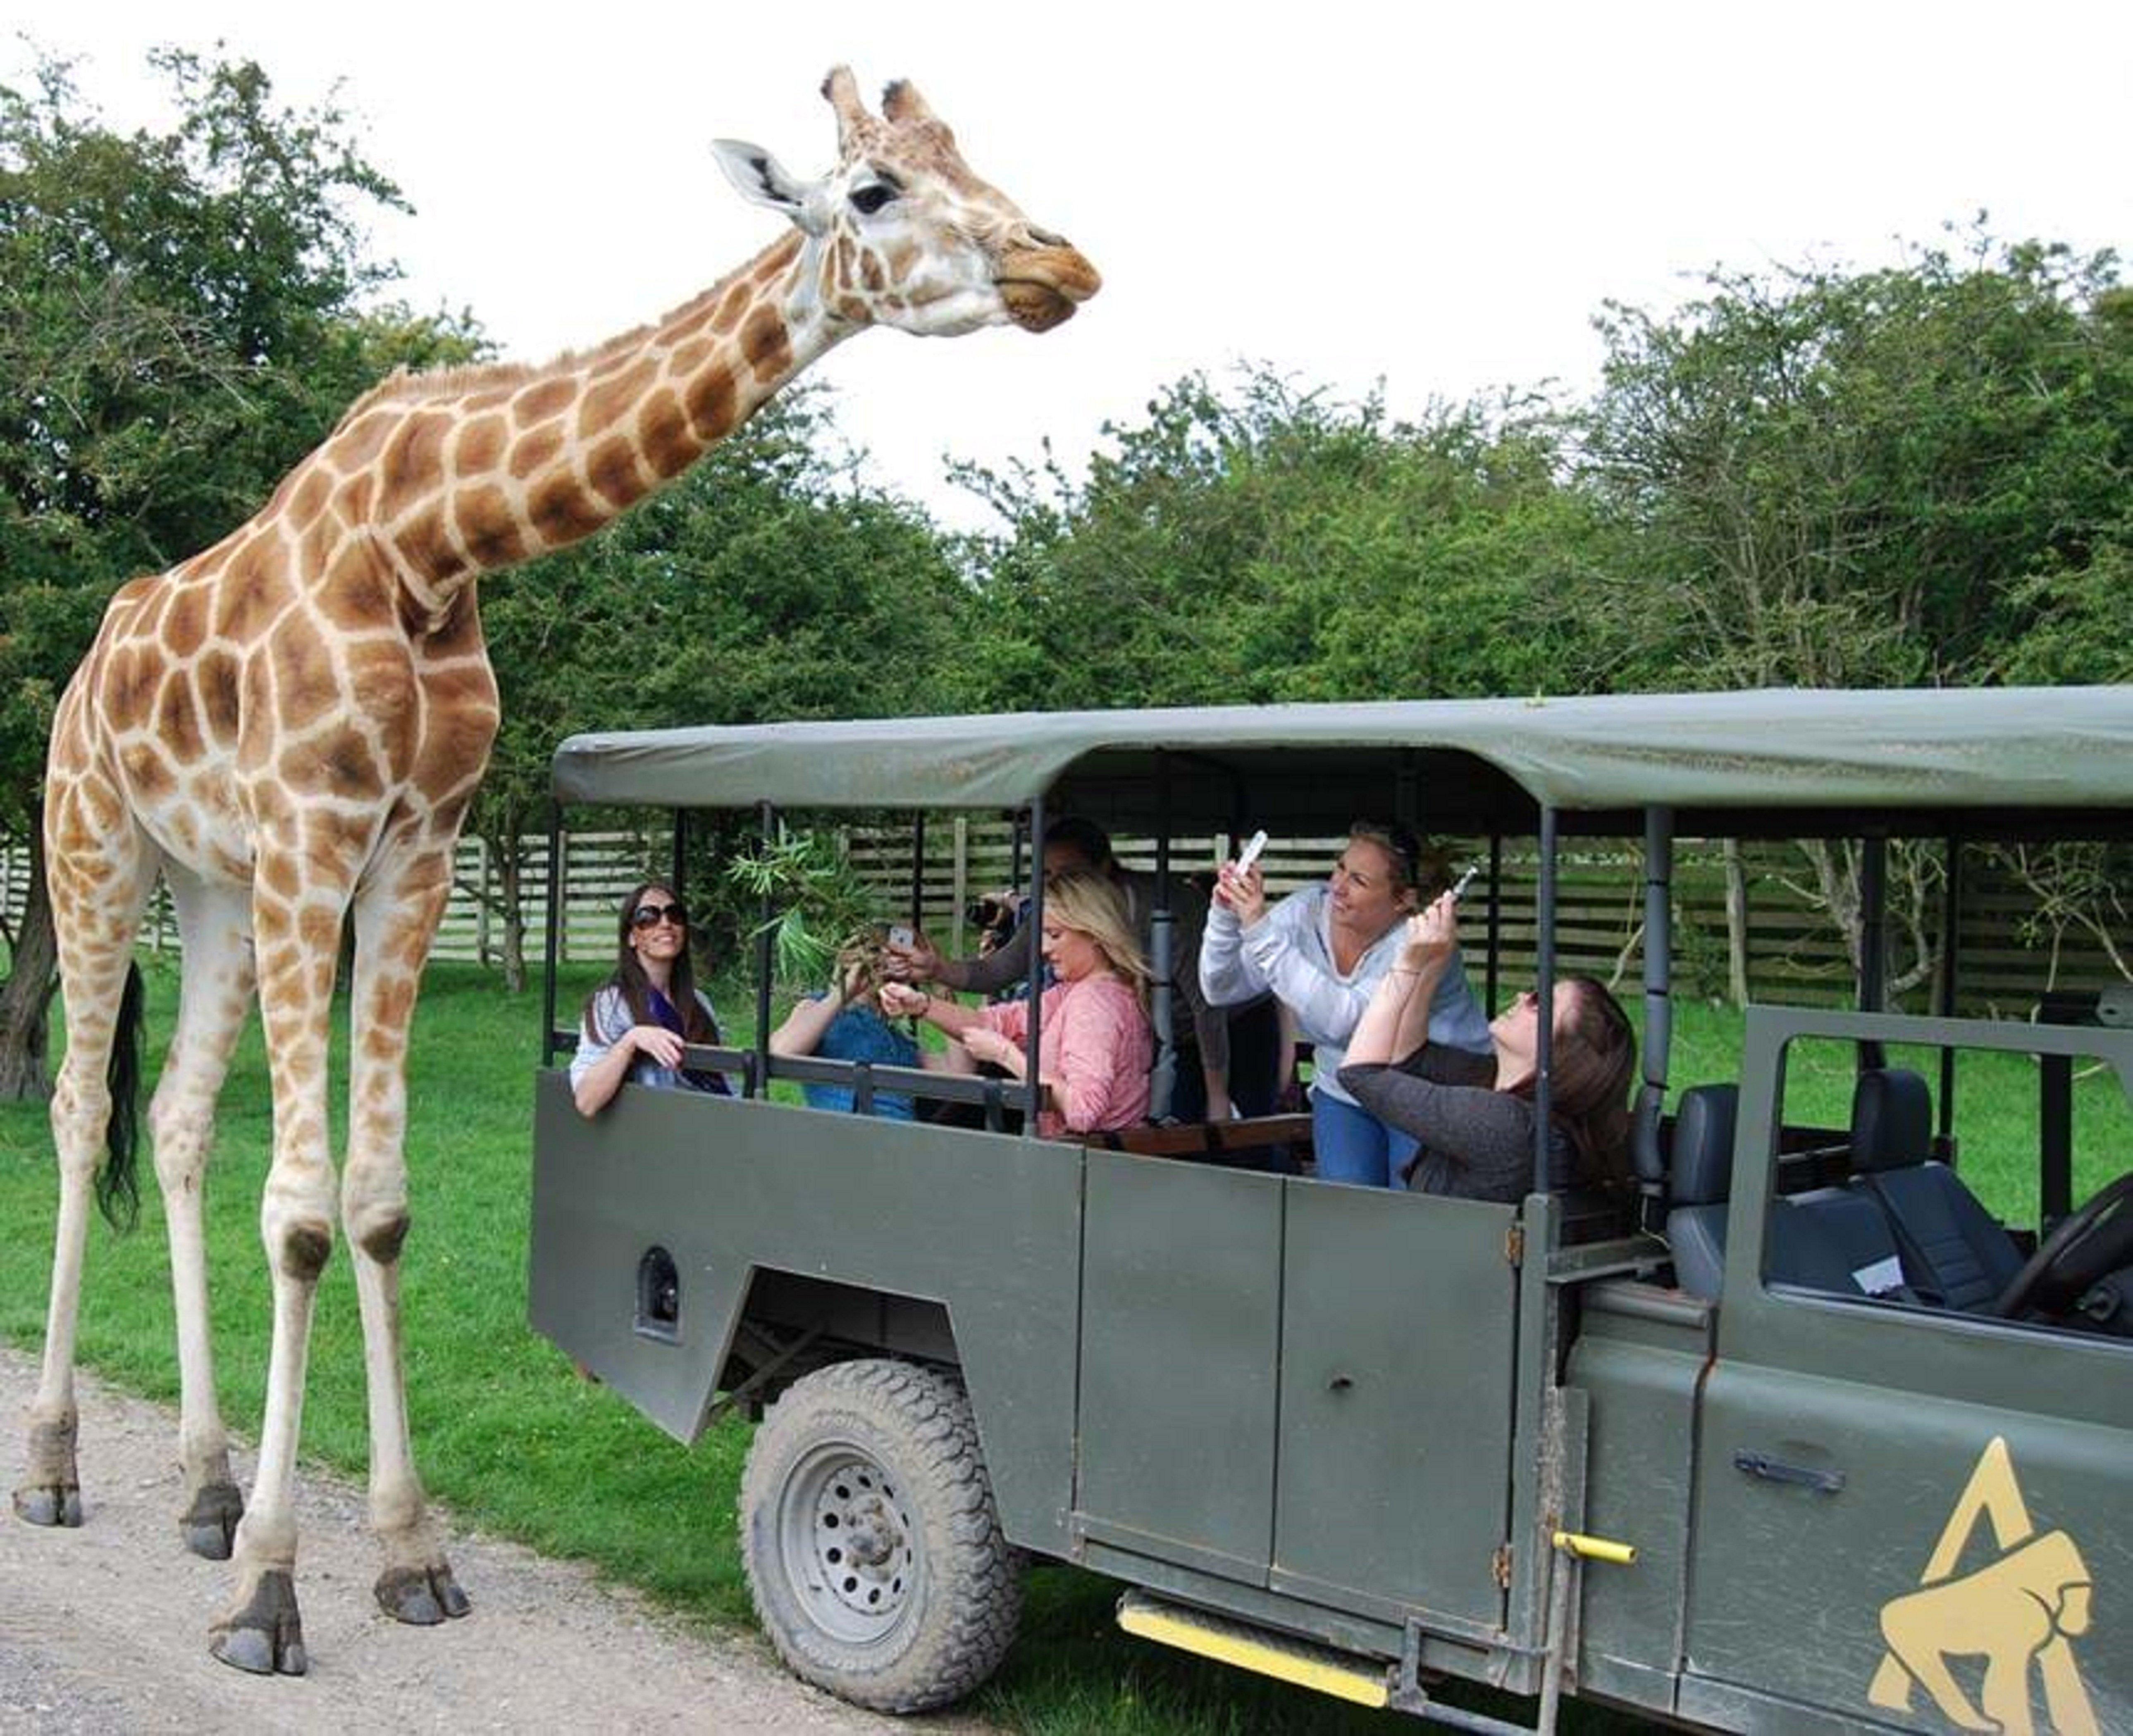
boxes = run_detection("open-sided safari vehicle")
[529,689,2132,1734]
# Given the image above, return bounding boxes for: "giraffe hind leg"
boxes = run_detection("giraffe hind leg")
[155,869,257,1560]
[17,800,155,1531]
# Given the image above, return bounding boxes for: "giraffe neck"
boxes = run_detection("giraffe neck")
[347,231,850,625]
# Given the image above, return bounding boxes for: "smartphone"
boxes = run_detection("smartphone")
[1448,863,1482,901]
[1235,829,1269,875]
[888,923,915,948]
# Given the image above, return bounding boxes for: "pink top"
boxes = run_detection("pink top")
[980,974,1152,1138]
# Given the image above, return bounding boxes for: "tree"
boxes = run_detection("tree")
[1578,228,2133,996]
[0,48,480,1095]
[954,366,1618,712]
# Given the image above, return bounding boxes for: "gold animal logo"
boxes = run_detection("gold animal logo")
[1868,1436,2097,1736]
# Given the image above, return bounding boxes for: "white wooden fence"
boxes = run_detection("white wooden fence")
[0,827,2121,1010]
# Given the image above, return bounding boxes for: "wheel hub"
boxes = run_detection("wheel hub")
[782,1448,919,1635]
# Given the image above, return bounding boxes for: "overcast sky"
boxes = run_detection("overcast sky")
[9,4,2130,529]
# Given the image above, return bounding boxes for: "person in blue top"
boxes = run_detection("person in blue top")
[570,881,732,1116]
[771,928,921,1118]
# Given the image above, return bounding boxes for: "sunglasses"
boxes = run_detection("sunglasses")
[630,903,688,930]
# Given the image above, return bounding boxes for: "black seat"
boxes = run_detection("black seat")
[1666,1084,1903,1302]
[1848,1069,2023,1312]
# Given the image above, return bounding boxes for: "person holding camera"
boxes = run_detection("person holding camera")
[881,869,1153,1137]
[886,817,1241,1120]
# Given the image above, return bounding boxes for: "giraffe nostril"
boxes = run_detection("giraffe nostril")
[1026,226,1069,249]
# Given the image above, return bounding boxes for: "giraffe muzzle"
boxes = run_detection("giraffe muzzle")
[996,243,1102,332]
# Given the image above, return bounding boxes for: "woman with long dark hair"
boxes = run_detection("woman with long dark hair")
[1336,892,1634,1200]
[570,881,731,1117]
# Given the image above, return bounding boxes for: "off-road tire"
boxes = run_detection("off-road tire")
[740,1358,1021,1713]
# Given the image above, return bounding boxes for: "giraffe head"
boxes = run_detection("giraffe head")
[712,67,1100,339]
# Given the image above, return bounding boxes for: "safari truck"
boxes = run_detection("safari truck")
[528,689,2132,1734]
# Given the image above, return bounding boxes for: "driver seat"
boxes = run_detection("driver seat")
[1849,1068,2024,1312]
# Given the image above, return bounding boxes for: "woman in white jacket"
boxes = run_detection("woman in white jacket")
[1200,823,1491,1186]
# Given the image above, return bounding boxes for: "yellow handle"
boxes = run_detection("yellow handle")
[1553,1530,1637,1566]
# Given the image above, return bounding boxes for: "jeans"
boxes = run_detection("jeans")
[1310,1089,1420,1188]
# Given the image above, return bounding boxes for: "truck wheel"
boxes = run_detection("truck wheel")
[740,1358,1021,1713]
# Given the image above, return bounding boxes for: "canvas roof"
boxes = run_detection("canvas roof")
[550,687,2133,837]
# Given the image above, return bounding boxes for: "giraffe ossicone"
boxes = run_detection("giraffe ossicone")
[16,67,1096,1676]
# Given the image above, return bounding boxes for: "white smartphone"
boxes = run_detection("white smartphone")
[888,923,915,947]
[1448,863,1481,901]
[1235,829,1269,875]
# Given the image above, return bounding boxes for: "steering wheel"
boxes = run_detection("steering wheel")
[1992,1171,2133,1321]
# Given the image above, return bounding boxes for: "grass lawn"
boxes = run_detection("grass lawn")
[0,959,2124,1733]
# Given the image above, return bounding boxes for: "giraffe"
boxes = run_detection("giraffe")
[15,67,1098,1676]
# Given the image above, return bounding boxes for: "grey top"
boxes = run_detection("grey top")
[551,688,2133,823]
[570,985,729,1096]
[1339,1047,1573,1202]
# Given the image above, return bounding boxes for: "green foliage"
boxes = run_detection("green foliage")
[720,829,879,990]
[1578,227,2133,691]
[954,367,1622,710]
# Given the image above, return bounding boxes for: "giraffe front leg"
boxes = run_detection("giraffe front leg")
[348,851,468,1626]
[209,868,341,1676]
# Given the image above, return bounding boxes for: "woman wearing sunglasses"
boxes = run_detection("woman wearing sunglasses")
[570,881,732,1116]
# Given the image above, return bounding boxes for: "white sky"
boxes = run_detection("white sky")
[9,4,2131,530]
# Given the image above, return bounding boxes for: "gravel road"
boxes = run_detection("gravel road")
[0,1347,993,1734]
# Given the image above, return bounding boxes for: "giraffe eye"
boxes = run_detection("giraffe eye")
[849,183,896,217]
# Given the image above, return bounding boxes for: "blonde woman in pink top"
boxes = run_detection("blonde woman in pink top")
[880,870,1152,1137]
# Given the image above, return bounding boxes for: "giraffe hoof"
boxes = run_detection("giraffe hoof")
[210,1568,308,1676]
[376,1560,471,1624]
[179,1480,244,1560]
[13,1483,84,1528]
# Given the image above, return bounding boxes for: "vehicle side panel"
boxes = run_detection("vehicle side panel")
[529,1073,1086,1551]
[1271,1182,1517,1630]
[1075,1154,1285,1581]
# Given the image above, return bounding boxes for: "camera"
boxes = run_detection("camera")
[966,893,1020,931]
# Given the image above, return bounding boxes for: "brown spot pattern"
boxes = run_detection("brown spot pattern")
[684,367,738,443]
[155,674,204,765]
[741,305,792,378]
[453,414,507,478]
[513,378,576,426]
[452,485,527,569]
[508,426,564,481]
[198,651,242,743]
[528,473,607,546]
[585,436,649,511]
[332,412,394,471]
[165,588,209,660]
[379,413,452,520]
[578,360,656,439]
[267,626,339,732]
[397,506,466,588]
[638,389,697,477]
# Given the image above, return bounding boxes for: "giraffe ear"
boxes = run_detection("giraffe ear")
[711,139,828,236]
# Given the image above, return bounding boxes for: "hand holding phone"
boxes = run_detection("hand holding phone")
[1236,829,1269,875]
[1448,863,1481,901]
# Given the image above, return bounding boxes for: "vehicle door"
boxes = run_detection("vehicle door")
[1680,1011,2133,1736]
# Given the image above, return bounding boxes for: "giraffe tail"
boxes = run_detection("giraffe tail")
[94,962,145,1233]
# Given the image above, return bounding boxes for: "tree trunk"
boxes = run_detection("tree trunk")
[496,832,528,995]
[0,827,59,1101]
[1723,839,1751,1008]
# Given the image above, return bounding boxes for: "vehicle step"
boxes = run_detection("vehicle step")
[1115,1589,1391,1709]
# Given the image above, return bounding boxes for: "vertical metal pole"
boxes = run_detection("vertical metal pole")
[1025,794,1046,1133]
[1486,832,1504,1017]
[754,801,776,1100]
[670,807,687,896]
[1150,752,1177,1121]
[1858,835,1888,1074]
[1632,808,1674,1218]
[1534,807,1559,1198]
[909,813,928,937]
[541,800,564,1062]
[1937,833,1961,1144]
